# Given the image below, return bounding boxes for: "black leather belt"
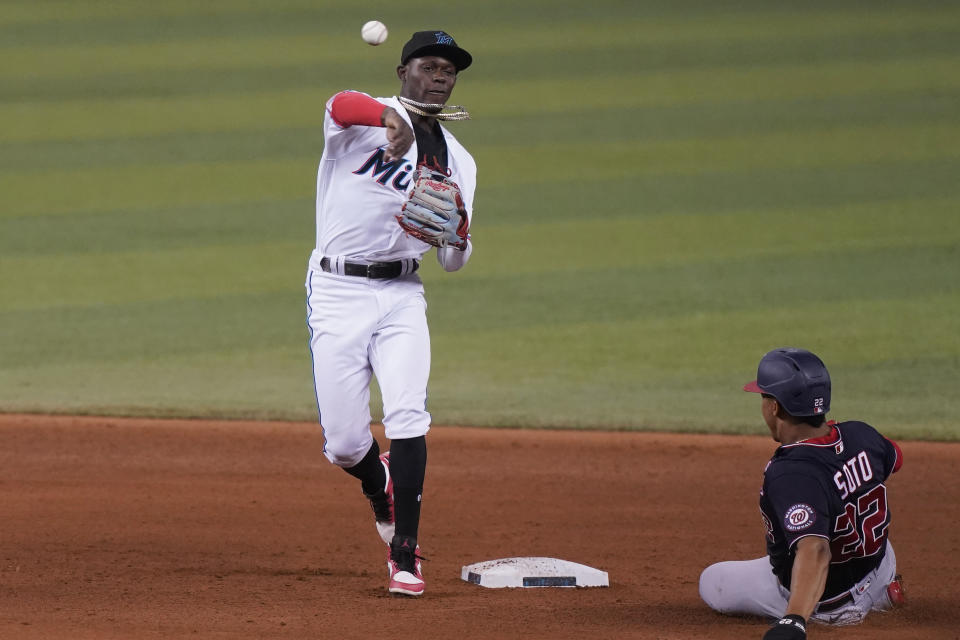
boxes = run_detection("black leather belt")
[319,257,417,279]
[816,590,853,613]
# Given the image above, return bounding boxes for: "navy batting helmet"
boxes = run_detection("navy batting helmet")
[743,348,831,417]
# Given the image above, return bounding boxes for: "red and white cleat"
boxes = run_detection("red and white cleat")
[387,534,424,597]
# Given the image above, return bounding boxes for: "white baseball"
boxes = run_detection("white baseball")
[361,21,388,46]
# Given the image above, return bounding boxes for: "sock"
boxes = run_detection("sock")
[343,440,386,496]
[390,436,426,539]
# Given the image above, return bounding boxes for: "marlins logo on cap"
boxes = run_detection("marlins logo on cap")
[400,30,472,71]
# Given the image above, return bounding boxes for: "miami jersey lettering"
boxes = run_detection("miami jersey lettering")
[311,92,476,265]
[353,148,416,192]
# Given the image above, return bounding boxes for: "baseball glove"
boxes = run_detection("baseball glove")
[397,166,469,250]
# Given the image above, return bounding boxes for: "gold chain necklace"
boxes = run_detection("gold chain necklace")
[398,96,470,121]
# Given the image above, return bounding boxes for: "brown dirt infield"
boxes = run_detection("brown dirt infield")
[1,414,957,639]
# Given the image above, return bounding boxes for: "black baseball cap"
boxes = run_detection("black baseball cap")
[743,347,831,417]
[400,30,472,71]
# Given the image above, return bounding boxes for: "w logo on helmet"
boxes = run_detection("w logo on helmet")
[434,32,454,45]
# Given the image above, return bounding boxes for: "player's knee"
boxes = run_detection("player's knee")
[699,562,730,612]
[322,432,372,468]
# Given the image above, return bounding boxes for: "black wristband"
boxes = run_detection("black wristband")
[782,615,806,629]
[762,614,806,640]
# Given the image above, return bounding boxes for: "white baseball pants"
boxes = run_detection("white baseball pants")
[306,268,431,467]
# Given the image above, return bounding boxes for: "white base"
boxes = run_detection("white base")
[461,557,609,588]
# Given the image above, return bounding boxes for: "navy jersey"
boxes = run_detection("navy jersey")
[759,421,903,599]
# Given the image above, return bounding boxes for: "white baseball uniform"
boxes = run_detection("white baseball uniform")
[305,92,476,468]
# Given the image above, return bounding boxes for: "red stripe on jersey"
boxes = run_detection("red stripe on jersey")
[889,439,904,473]
[329,91,386,128]
[783,425,840,448]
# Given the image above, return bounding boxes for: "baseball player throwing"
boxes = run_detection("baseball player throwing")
[304,30,475,596]
[699,348,905,638]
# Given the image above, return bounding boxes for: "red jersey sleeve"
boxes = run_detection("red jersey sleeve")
[328,91,386,128]
[888,438,904,474]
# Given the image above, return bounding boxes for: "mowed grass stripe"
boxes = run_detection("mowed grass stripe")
[8,31,960,104]
[5,159,959,245]
[2,242,304,311]
[5,55,959,144]
[0,1,357,45]
[4,26,638,80]
[0,291,307,367]
[432,294,960,390]
[0,198,311,256]
[473,7,960,56]
[464,54,960,117]
[0,0,350,25]
[0,87,329,143]
[6,89,960,173]
[458,89,960,148]
[4,186,956,260]
[474,121,960,185]
[4,2,958,49]
[22,0,888,49]
[2,290,955,434]
[5,200,957,312]
[429,294,960,436]
[476,158,960,226]
[3,345,953,436]
[7,16,959,87]
[0,345,313,420]
[424,247,960,333]
[4,121,959,218]
[4,351,954,436]
[0,127,321,173]
[0,0,644,47]
[2,247,956,367]
[7,119,958,177]
[1,158,313,219]
[448,197,960,279]
[0,0,367,25]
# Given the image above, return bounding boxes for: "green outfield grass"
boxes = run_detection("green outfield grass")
[1,0,958,439]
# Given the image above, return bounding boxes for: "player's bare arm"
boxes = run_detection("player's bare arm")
[381,107,414,162]
[784,536,831,618]
[761,537,829,639]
